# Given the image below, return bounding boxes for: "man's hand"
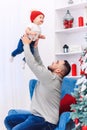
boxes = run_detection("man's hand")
[25,27,37,36]
[21,35,32,44]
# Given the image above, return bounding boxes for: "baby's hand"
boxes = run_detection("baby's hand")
[30,31,37,36]
[25,27,37,36]
[39,34,46,39]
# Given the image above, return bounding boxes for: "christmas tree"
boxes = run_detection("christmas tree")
[70,47,87,130]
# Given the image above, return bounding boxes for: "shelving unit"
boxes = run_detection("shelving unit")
[54,0,87,76]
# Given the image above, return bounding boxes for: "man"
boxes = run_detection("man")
[4,36,71,130]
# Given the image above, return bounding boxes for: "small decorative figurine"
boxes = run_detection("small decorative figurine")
[63,44,69,53]
[63,10,74,29]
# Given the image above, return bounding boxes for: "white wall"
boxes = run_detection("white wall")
[0,0,55,129]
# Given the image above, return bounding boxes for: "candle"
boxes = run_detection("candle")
[71,64,77,76]
[78,16,84,27]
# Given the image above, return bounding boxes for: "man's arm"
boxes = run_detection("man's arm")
[33,47,43,65]
[22,36,53,83]
[22,35,43,65]
[22,35,45,74]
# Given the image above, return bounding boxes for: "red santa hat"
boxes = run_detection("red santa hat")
[30,10,45,22]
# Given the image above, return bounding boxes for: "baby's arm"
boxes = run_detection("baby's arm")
[25,27,37,36]
[38,34,46,39]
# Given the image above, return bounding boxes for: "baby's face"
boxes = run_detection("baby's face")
[33,14,44,25]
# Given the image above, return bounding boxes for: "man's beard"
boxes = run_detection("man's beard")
[47,66,53,72]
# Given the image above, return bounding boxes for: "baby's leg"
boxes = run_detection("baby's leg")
[21,57,26,69]
[30,41,35,54]
[10,39,24,62]
[11,39,24,57]
[21,41,35,69]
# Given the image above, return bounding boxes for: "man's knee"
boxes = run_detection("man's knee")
[4,116,9,125]
[4,116,11,129]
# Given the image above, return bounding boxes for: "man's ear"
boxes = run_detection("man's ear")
[55,68,61,73]
[55,68,64,77]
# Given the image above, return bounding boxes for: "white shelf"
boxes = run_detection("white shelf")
[55,26,87,33]
[55,2,87,10]
[55,51,82,56]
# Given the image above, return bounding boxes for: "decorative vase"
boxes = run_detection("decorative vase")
[63,10,74,29]
[82,125,87,130]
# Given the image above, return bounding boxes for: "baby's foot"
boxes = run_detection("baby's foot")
[21,61,25,69]
[9,56,14,62]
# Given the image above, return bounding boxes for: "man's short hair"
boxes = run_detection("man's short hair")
[63,60,71,76]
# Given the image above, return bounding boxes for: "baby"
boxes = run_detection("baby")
[10,10,45,69]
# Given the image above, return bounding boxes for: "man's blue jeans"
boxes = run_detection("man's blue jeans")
[4,113,56,130]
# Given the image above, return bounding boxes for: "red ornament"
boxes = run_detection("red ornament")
[80,69,85,75]
[74,118,79,125]
[82,125,87,130]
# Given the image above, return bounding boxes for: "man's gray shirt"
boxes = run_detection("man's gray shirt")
[24,44,62,124]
